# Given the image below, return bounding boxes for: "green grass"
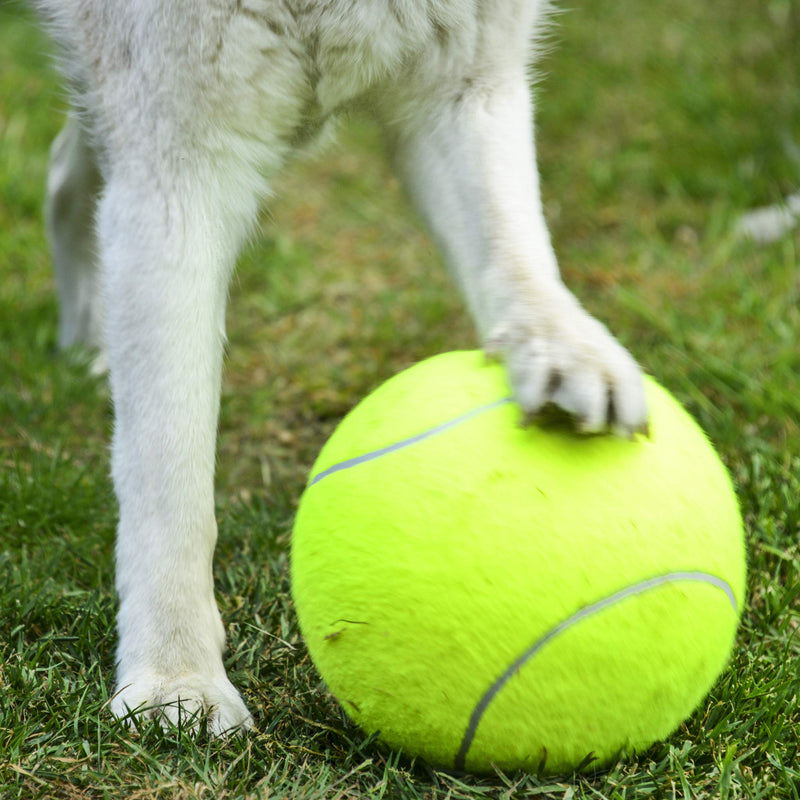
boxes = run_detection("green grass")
[2,0,799,796]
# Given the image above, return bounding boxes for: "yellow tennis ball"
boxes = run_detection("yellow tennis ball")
[291,350,745,775]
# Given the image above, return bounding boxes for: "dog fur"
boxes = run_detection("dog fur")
[36,0,647,734]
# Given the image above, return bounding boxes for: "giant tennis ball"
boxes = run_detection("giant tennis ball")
[291,350,745,775]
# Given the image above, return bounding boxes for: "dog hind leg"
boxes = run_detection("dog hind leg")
[45,112,106,371]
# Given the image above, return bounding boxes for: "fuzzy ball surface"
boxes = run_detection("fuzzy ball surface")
[291,351,745,775]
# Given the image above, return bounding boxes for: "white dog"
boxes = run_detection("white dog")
[36,0,647,735]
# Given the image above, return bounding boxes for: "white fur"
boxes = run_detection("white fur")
[38,0,647,734]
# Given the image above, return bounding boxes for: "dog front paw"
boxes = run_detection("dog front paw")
[487,296,647,435]
[111,670,253,737]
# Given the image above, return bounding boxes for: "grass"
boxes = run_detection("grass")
[1,0,799,796]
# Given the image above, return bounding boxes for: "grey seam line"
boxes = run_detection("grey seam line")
[454,571,738,772]
[309,397,514,486]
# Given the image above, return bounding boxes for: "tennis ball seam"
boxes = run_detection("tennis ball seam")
[454,570,739,772]
[310,396,513,485]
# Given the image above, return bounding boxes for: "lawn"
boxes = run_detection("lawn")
[1,0,799,797]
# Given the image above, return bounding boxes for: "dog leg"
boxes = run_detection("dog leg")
[100,153,258,735]
[45,112,106,372]
[382,74,647,434]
